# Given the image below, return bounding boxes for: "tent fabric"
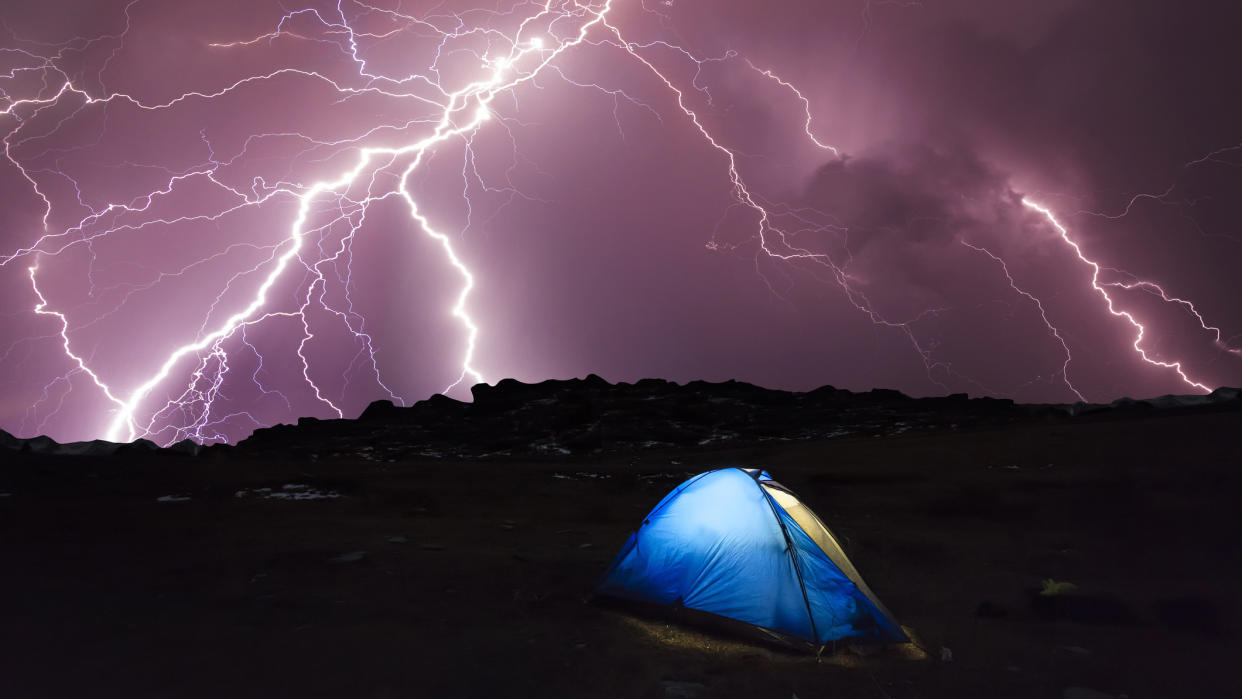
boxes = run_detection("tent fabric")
[596,468,906,646]
[759,482,901,634]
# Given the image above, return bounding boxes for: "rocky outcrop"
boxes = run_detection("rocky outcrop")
[225,378,1049,459]
[5,378,1238,459]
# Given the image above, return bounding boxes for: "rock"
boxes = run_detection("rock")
[167,439,200,455]
[358,399,402,421]
[115,439,161,455]
[866,388,910,403]
[12,377,1232,460]
[1028,588,1138,625]
[0,428,20,450]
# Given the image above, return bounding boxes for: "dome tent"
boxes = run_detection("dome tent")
[595,468,905,650]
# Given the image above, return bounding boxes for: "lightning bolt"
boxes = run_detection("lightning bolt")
[959,240,1085,402]
[0,1,1232,445]
[744,59,839,157]
[1021,198,1212,393]
[0,0,977,444]
[27,263,129,417]
[100,2,618,442]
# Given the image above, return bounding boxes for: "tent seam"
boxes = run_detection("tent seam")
[744,468,821,645]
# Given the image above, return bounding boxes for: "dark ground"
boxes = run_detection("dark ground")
[1,395,1240,697]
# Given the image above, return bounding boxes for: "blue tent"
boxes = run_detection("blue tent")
[596,468,906,648]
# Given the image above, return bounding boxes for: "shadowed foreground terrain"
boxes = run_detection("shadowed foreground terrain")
[1,379,1239,698]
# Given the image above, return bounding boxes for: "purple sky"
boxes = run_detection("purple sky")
[2,0,1240,444]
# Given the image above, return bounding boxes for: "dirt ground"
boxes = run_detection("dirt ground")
[1,409,1239,698]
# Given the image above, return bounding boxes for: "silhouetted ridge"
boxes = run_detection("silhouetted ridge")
[226,378,1238,460]
[3,379,1239,458]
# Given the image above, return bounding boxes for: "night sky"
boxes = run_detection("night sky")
[2,0,1240,445]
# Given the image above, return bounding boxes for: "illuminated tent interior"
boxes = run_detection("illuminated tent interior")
[596,468,906,650]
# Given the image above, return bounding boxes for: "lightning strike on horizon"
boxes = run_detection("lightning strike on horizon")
[0,0,986,444]
[0,1,1233,445]
[1021,198,1212,393]
[101,0,621,443]
[959,240,1085,402]
[596,17,975,393]
[1057,143,1242,357]
[3,1,612,443]
[27,264,129,416]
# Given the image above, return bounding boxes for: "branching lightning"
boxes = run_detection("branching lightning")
[4,1,609,443]
[27,263,129,415]
[959,240,1085,402]
[1021,198,1212,393]
[0,0,1233,444]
